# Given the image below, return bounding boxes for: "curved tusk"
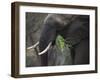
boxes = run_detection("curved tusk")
[27,41,39,50]
[38,42,52,55]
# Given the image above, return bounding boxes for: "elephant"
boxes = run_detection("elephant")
[39,14,89,66]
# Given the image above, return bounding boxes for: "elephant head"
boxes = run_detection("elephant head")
[39,14,78,66]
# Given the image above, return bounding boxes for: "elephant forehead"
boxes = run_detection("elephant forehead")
[44,14,78,29]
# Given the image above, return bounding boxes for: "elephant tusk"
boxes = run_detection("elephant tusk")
[27,41,39,50]
[27,41,52,56]
[38,42,52,55]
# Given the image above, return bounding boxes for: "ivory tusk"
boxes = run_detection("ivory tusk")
[27,41,39,50]
[38,42,52,55]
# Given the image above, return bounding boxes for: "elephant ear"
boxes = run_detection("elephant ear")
[56,35,66,52]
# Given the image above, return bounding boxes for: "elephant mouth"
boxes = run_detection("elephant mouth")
[27,41,52,55]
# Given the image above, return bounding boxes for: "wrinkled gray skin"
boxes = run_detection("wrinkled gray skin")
[39,14,89,66]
